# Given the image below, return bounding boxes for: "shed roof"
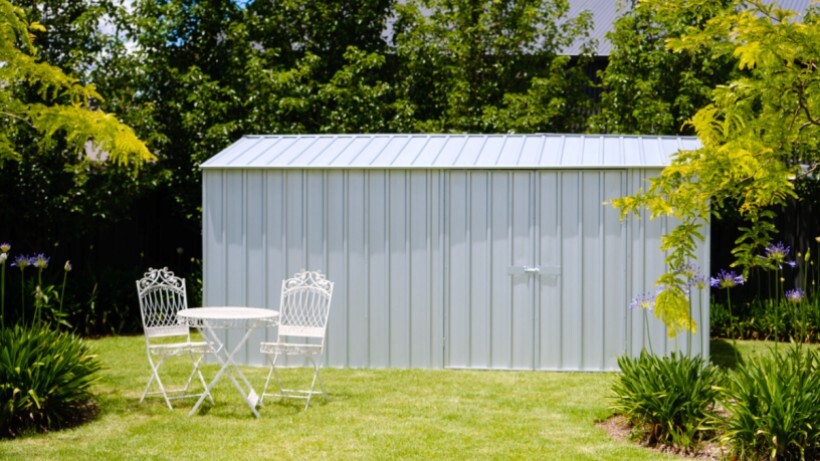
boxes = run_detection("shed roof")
[201,134,701,170]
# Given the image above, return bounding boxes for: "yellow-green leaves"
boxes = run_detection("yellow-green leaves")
[610,0,818,335]
[0,0,153,168]
[654,283,697,337]
[29,105,154,167]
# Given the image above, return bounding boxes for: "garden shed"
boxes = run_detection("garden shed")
[200,133,709,371]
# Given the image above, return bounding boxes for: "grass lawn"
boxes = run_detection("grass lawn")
[1,336,781,460]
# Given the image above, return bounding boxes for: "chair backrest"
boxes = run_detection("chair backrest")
[277,270,334,343]
[136,267,189,339]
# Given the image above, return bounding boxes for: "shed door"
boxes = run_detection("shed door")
[445,170,627,371]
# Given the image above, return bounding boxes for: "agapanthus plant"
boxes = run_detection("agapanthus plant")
[678,263,707,356]
[760,241,797,270]
[11,254,31,324]
[712,269,744,350]
[0,243,7,328]
[710,269,744,289]
[59,261,71,314]
[0,244,72,328]
[786,288,804,304]
[629,291,658,311]
[630,289,661,354]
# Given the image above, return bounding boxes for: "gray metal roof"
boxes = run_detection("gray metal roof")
[201,134,701,170]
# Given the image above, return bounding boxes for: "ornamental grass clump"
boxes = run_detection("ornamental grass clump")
[611,350,720,452]
[0,324,100,439]
[721,344,820,461]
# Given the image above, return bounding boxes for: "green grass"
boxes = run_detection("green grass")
[1,336,737,461]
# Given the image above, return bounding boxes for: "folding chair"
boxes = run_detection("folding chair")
[260,270,334,409]
[136,267,213,410]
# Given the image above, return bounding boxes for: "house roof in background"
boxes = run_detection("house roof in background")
[201,134,701,170]
[564,0,620,56]
[563,0,814,57]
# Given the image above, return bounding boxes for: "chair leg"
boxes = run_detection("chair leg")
[141,369,155,403]
[141,352,157,402]
[305,356,327,410]
[261,354,283,404]
[143,354,174,410]
[261,354,327,410]
[186,350,214,404]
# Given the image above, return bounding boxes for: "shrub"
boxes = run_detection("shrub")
[0,324,101,439]
[611,350,720,451]
[722,344,820,460]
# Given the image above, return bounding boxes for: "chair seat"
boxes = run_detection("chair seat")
[148,341,212,355]
[260,341,323,356]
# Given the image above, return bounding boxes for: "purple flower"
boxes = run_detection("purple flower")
[675,262,708,289]
[0,243,9,253]
[675,262,698,278]
[710,269,744,289]
[64,260,72,272]
[11,254,31,271]
[689,273,709,290]
[32,253,49,270]
[629,291,657,311]
[786,288,805,304]
[761,242,796,269]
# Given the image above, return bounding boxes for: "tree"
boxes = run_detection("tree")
[391,0,594,133]
[588,0,736,135]
[612,0,820,334]
[243,0,394,79]
[0,0,152,167]
[1,0,155,252]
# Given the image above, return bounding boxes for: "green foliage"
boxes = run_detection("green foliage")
[712,298,820,343]
[1,0,159,280]
[392,0,593,133]
[0,0,153,167]
[0,324,101,439]
[590,0,736,135]
[721,345,820,460]
[611,350,720,451]
[712,293,820,344]
[611,0,820,335]
[68,268,144,337]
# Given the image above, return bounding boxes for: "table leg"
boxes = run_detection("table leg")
[188,321,263,418]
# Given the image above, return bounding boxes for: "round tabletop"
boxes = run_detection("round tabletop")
[177,306,279,327]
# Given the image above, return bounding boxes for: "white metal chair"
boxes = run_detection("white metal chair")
[260,270,334,409]
[136,267,213,410]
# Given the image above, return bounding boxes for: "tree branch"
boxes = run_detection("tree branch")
[0,110,34,128]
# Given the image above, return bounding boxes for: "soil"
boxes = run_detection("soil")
[596,415,725,460]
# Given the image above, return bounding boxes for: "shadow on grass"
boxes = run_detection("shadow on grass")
[710,338,744,370]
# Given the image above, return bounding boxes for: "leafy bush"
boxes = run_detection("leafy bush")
[611,350,720,450]
[722,345,820,460]
[711,297,820,343]
[0,324,101,439]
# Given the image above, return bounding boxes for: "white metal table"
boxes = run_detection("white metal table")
[177,307,279,417]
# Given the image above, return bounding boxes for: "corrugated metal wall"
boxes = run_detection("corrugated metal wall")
[203,168,709,370]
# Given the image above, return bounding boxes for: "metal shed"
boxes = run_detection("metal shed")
[200,133,709,371]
